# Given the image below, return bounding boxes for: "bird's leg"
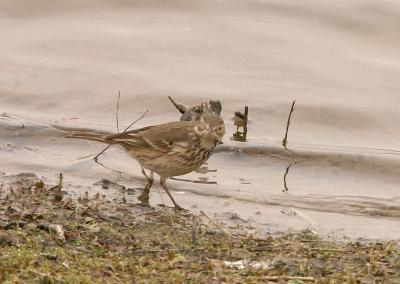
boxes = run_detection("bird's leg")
[138,168,153,205]
[160,178,186,211]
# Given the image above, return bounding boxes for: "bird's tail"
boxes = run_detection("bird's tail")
[67,131,110,143]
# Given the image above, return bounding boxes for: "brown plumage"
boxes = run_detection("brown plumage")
[68,113,225,210]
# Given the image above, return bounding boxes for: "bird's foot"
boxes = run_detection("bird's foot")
[137,192,150,206]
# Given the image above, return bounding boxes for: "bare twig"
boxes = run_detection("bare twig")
[93,145,112,163]
[93,107,148,175]
[200,211,229,236]
[116,91,121,133]
[122,110,149,133]
[282,100,296,150]
[283,161,297,192]
[170,177,217,185]
[94,158,126,175]
[93,109,148,164]
[243,106,248,139]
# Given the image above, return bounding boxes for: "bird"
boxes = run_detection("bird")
[67,113,225,210]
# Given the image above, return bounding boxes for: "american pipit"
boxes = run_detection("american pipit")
[68,113,225,210]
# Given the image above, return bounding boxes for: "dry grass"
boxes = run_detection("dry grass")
[0,173,399,283]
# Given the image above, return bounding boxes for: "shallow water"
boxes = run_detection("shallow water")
[1,0,400,239]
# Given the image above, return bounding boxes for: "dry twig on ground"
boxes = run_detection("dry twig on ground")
[200,210,229,236]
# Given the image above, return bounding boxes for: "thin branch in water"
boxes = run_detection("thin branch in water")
[93,145,112,163]
[116,91,121,133]
[93,92,149,169]
[95,158,126,175]
[282,100,296,150]
[243,105,248,140]
[170,177,217,185]
[122,110,149,133]
[283,161,297,192]
[94,109,149,164]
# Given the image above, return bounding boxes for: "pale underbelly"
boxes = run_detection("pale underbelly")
[127,146,215,178]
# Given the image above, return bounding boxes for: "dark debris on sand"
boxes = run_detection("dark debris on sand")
[0,173,399,283]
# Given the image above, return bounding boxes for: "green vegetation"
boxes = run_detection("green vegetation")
[0,175,399,283]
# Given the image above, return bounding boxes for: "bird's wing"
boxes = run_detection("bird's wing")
[106,121,197,153]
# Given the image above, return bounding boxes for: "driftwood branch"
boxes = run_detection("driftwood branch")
[282,100,296,150]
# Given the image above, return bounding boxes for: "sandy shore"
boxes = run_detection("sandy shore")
[2,0,400,240]
[0,173,398,283]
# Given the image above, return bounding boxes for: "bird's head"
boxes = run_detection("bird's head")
[199,113,225,144]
